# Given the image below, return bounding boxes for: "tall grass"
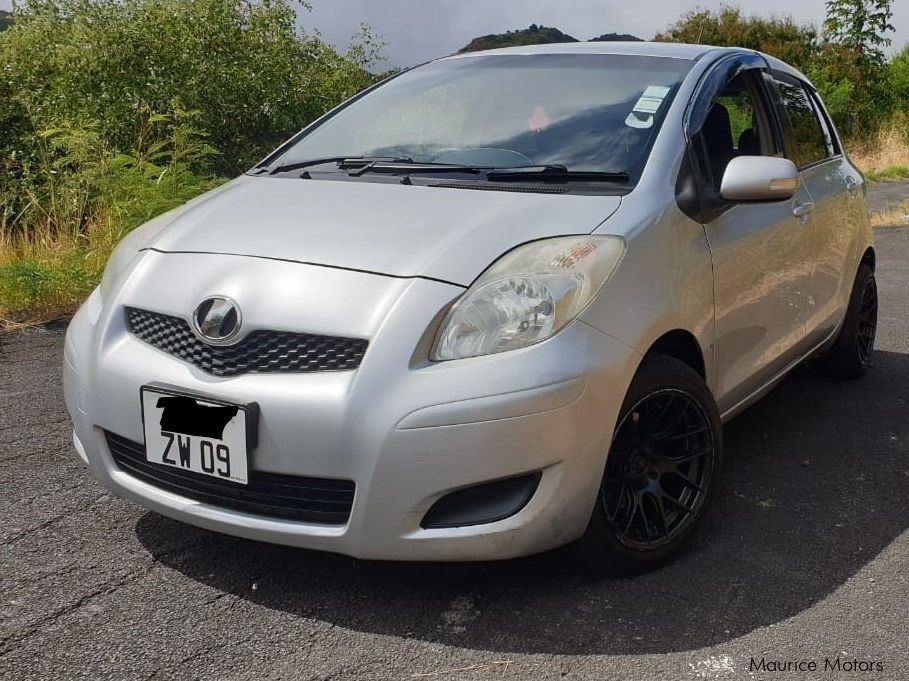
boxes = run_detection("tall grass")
[847,113,909,182]
[0,103,223,325]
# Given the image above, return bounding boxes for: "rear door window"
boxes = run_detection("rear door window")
[771,75,830,168]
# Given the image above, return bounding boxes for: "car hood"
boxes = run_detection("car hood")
[147,175,622,286]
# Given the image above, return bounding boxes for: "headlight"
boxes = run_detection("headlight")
[431,235,625,361]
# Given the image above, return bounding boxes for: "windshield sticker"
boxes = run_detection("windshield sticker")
[625,85,671,129]
[529,104,551,133]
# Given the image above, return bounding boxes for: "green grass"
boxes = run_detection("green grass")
[864,165,909,183]
[0,254,97,325]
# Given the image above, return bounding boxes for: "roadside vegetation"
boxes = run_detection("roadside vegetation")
[0,0,907,324]
[0,0,384,324]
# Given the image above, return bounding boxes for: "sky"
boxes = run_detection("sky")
[302,0,909,68]
[1,0,907,67]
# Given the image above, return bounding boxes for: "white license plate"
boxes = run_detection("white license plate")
[141,386,252,485]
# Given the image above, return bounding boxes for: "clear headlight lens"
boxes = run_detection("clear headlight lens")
[431,235,625,361]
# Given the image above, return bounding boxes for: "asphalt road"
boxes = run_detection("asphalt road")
[2,207,908,680]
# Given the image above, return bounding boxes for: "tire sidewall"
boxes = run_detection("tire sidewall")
[577,355,723,574]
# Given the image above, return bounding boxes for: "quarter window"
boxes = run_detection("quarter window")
[772,76,829,167]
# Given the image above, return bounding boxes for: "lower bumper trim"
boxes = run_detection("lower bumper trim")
[104,431,355,524]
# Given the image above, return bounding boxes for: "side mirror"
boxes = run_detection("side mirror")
[720,156,799,202]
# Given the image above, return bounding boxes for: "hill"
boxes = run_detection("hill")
[0,10,13,32]
[458,25,644,53]
[458,24,579,53]
[590,32,643,42]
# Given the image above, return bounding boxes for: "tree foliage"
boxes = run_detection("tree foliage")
[891,45,909,109]
[0,0,386,319]
[1,0,381,175]
[653,5,819,72]
[824,0,895,68]
[653,2,902,135]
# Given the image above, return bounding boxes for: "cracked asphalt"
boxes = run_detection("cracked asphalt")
[2,195,908,680]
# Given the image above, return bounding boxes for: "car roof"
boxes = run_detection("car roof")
[442,41,809,83]
[443,41,728,62]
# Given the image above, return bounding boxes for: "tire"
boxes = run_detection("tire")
[569,355,723,577]
[818,263,878,379]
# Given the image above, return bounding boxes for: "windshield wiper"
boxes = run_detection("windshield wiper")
[346,160,484,176]
[485,165,630,183]
[263,156,415,176]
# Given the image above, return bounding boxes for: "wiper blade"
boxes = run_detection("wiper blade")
[263,156,414,176]
[485,165,630,183]
[348,160,484,176]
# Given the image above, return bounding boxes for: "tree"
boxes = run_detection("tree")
[0,0,382,174]
[824,0,894,68]
[0,10,13,31]
[654,5,819,72]
[820,0,896,132]
[890,45,909,110]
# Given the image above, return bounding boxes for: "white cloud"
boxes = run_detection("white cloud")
[302,0,908,67]
[1,0,906,65]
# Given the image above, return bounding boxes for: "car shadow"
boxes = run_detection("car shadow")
[136,350,909,656]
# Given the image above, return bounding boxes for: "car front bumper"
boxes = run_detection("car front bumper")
[64,252,640,561]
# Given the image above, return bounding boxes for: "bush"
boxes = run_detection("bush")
[654,6,819,72]
[1,0,379,175]
[0,0,384,322]
[0,103,225,319]
[891,45,909,110]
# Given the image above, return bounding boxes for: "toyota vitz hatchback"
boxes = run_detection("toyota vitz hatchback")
[64,43,876,574]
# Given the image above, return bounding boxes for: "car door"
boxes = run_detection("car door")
[767,73,852,344]
[689,66,814,415]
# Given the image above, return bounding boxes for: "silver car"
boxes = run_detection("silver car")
[64,42,876,574]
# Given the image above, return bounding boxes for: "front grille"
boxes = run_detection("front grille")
[125,307,368,377]
[105,431,355,524]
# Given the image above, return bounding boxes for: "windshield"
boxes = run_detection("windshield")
[262,54,693,183]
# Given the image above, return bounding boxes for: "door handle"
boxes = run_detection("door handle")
[792,201,814,223]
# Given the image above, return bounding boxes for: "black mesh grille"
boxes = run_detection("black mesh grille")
[105,431,355,524]
[125,307,367,377]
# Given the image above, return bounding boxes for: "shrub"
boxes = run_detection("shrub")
[0,0,384,322]
[1,0,380,175]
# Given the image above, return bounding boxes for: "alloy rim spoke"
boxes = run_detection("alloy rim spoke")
[646,492,669,536]
[658,490,693,515]
[671,470,704,493]
[663,425,708,441]
[649,396,691,440]
[664,447,710,466]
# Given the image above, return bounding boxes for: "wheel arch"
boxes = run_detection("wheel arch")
[861,246,876,272]
[640,329,707,381]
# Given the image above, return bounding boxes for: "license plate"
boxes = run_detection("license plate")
[140,385,256,485]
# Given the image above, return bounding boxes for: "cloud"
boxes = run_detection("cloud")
[303,0,908,68]
[1,0,905,64]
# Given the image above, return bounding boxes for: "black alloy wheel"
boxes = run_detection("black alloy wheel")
[601,389,715,550]
[570,355,723,577]
[856,274,878,367]
[819,263,878,379]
